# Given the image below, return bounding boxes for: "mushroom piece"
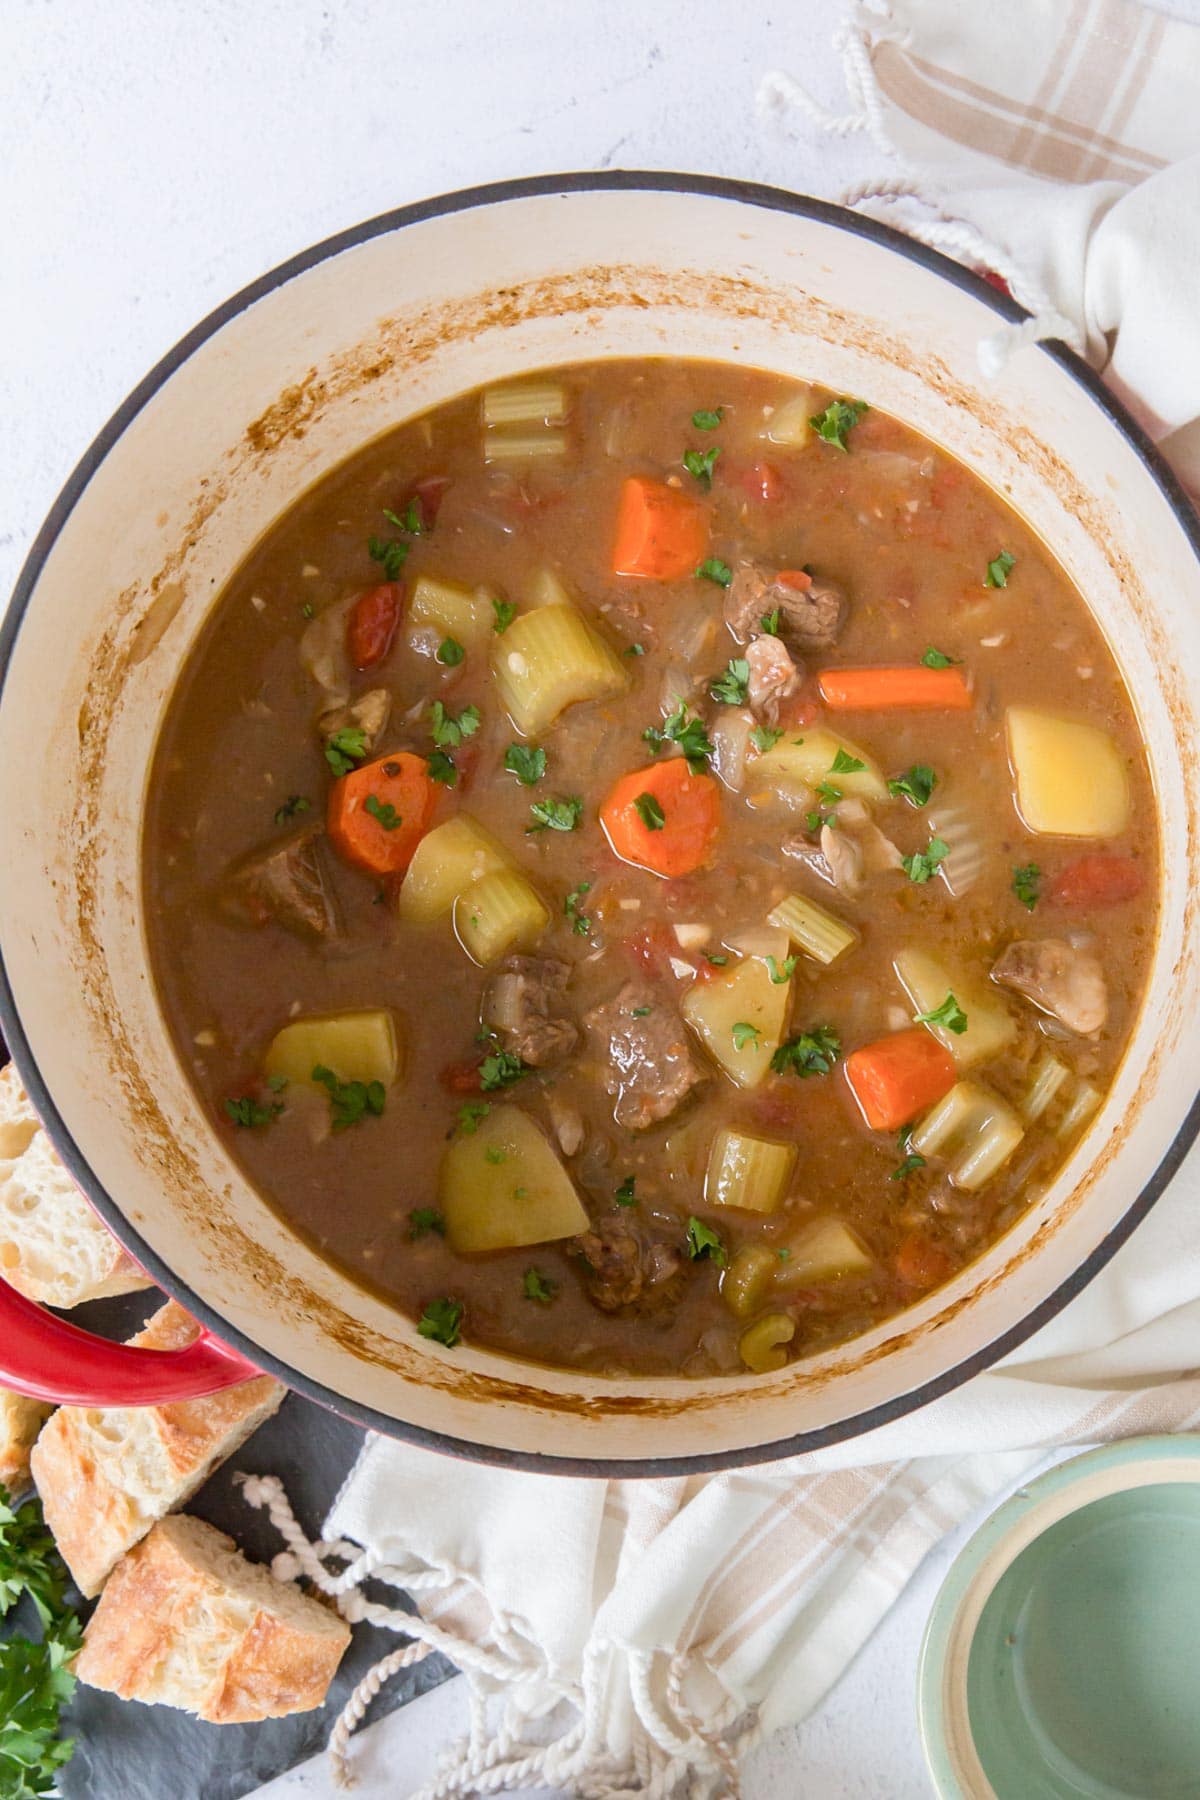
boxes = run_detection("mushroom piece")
[991,938,1108,1035]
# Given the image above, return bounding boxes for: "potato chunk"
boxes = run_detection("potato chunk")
[396,815,512,924]
[1006,707,1130,837]
[775,1217,873,1284]
[753,725,887,802]
[438,1108,588,1252]
[682,956,790,1089]
[264,1010,400,1090]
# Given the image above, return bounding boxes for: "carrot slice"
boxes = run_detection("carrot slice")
[895,1232,956,1290]
[327,752,438,877]
[844,1029,957,1132]
[600,758,721,878]
[612,477,708,580]
[817,666,972,711]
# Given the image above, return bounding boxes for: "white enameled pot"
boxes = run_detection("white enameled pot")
[2,173,1199,1474]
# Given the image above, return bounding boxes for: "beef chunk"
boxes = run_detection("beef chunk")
[220,827,338,939]
[991,939,1108,1035]
[744,634,800,715]
[576,1215,683,1313]
[482,957,579,1068]
[725,560,847,651]
[585,983,706,1130]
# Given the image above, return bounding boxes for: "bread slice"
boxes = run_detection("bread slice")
[31,1300,284,1596]
[0,1061,150,1307]
[0,1389,53,1496]
[74,1513,350,1721]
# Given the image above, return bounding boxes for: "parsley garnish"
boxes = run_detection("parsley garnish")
[704,952,728,967]
[921,646,959,669]
[634,792,665,831]
[709,657,751,705]
[751,724,784,754]
[492,597,517,634]
[456,1101,490,1134]
[732,1021,761,1051]
[266,1073,289,1092]
[901,837,950,884]
[224,1095,283,1129]
[810,398,868,451]
[830,746,866,775]
[274,794,310,826]
[364,794,401,830]
[631,1005,652,1018]
[0,1486,72,1630]
[409,1208,446,1239]
[523,1268,557,1304]
[624,642,646,657]
[311,1064,386,1130]
[890,1130,927,1182]
[686,1217,727,1264]
[682,447,720,489]
[1012,862,1041,911]
[915,991,968,1035]
[428,750,458,787]
[430,701,481,749]
[0,1483,83,1793]
[816,781,843,807]
[479,1050,527,1092]
[692,407,724,430]
[766,955,797,985]
[325,726,368,778]
[528,794,583,834]
[301,602,314,619]
[564,880,592,936]
[505,743,547,786]
[384,500,426,537]
[759,609,780,636]
[615,1174,637,1206]
[438,636,465,666]
[485,1146,507,1164]
[771,1026,841,1078]
[418,1298,463,1347]
[888,764,937,808]
[367,535,409,580]
[643,704,714,773]
[696,557,733,587]
[985,550,1016,588]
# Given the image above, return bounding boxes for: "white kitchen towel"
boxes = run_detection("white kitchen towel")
[241,4,1200,1795]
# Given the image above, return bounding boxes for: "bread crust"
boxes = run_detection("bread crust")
[0,1389,53,1495]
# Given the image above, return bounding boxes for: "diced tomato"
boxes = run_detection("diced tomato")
[625,921,676,978]
[440,1059,483,1095]
[895,1233,956,1291]
[1048,854,1145,909]
[739,461,785,504]
[409,474,452,528]
[777,690,820,732]
[347,582,403,671]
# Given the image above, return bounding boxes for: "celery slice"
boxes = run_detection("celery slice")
[482,382,567,428]
[1023,1052,1071,1123]
[490,604,628,737]
[910,1079,1024,1191]
[454,868,549,966]
[705,1129,797,1214]
[768,892,858,966]
[738,1313,796,1373]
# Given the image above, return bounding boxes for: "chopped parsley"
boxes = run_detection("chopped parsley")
[615,1174,637,1206]
[771,1026,841,1078]
[301,602,314,619]
[437,636,465,666]
[686,1216,727,1265]
[682,447,720,489]
[367,534,409,581]
[816,781,843,807]
[901,836,950,884]
[312,1064,386,1130]
[384,500,426,537]
[890,1131,927,1182]
[915,991,968,1035]
[888,764,937,808]
[479,1050,527,1092]
[504,742,547,786]
[224,1095,283,1129]
[485,1148,508,1167]
[921,646,959,669]
[266,1073,289,1092]
[274,794,311,826]
[429,701,481,749]
[324,726,368,778]
[810,398,868,451]
[428,749,459,787]
[732,1021,761,1052]
[492,597,517,633]
[1012,862,1041,911]
[634,792,666,831]
[418,1297,463,1347]
[709,657,751,705]
[564,880,592,936]
[523,1268,557,1304]
[527,794,583,834]
[364,794,401,830]
[631,1005,652,1018]
[696,557,733,588]
[985,550,1016,588]
[456,1101,490,1135]
[624,642,646,657]
[704,952,729,968]
[759,609,780,636]
[409,1208,446,1239]
[643,704,714,773]
[766,954,797,985]
[692,407,724,430]
[751,724,784,754]
[830,746,866,775]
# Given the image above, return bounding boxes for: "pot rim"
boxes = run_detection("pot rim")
[3,168,1199,1476]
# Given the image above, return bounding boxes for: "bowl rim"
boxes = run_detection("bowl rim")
[3,168,1200,1475]
[916,1433,1200,1798]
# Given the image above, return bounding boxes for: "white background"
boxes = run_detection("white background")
[1,4,1191,1796]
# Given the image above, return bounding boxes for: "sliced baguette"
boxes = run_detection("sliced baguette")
[0,1389,53,1496]
[31,1300,284,1596]
[0,1061,150,1307]
[74,1513,350,1722]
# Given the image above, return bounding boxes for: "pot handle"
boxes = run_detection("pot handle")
[0,1275,265,1406]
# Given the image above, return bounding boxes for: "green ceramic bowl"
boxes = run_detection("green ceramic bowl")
[918,1436,1200,1799]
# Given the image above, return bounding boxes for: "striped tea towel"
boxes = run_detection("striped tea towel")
[245,4,1200,1795]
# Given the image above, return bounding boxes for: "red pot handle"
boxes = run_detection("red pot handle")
[0,1275,265,1406]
